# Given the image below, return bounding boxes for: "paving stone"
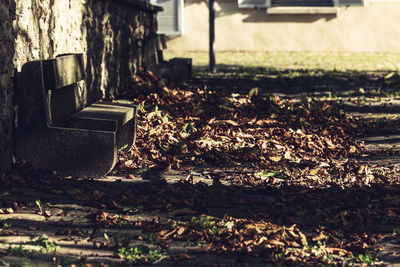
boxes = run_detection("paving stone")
[0,213,46,222]
[374,236,400,266]
[0,236,32,244]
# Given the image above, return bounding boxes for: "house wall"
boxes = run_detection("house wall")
[0,0,160,174]
[167,0,400,52]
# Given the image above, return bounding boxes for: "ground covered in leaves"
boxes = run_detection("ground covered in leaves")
[2,63,400,266]
[116,70,387,188]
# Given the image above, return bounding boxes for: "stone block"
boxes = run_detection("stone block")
[153,57,192,84]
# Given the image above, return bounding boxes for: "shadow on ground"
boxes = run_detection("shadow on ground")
[1,168,400,266]
[192,65,400,97]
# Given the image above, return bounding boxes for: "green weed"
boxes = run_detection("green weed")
[248,87,259,97]
[257,170,289,180]
[189,215,227,236]
[356,253,377,265]
[1,222,11,229]
[119,144,129,151]
[149,249,165,263]
[118,246,165,263]
[186,239,207,247]
[393,227,400,236]
[183,123,196,134]
[317,236,329,248]
[33,234,60,253]
[117,244,148,261]
[123,205,143,213]
[35,200,50,214]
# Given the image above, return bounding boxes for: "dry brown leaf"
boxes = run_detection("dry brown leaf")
[100,211,108,221]
[244,240,254,246]
[177,226,186,236]
[5,208,14,214]
[44,210,52,217]
[298,231,308,245]
[349,146,357,154]
[287,241,301,247]
[269,156,282,162]
[309,168,320,176]
[255,236,269,245]
[124,160,133,166]
[269,239,285,246]
[159,228,177,239]
[211,120,238,126]
[312,232,327,242]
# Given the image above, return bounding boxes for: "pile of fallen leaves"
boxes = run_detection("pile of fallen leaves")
[155,215,359,265]
[3,70,398,266]
[114,71,378,188]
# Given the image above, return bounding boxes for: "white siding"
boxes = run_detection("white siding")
[151,0,184,35]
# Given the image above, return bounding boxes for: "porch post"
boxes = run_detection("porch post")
[209,0,216,73]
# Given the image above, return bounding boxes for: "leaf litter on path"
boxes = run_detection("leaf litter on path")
[3,70,400,265]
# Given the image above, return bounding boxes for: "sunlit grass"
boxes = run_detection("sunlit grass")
[164,51,400,72]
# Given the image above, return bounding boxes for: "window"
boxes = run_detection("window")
[238,0,363,9]
[150,0,184,36]
[336,0,363,5]
[238,0,270,8]
[271,0,334,6]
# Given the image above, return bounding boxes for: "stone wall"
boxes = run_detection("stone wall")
[0,0,162,174]
[0,0,16,173]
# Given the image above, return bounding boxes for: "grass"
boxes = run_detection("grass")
[164,51,400,72]
[164,51,400,103]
